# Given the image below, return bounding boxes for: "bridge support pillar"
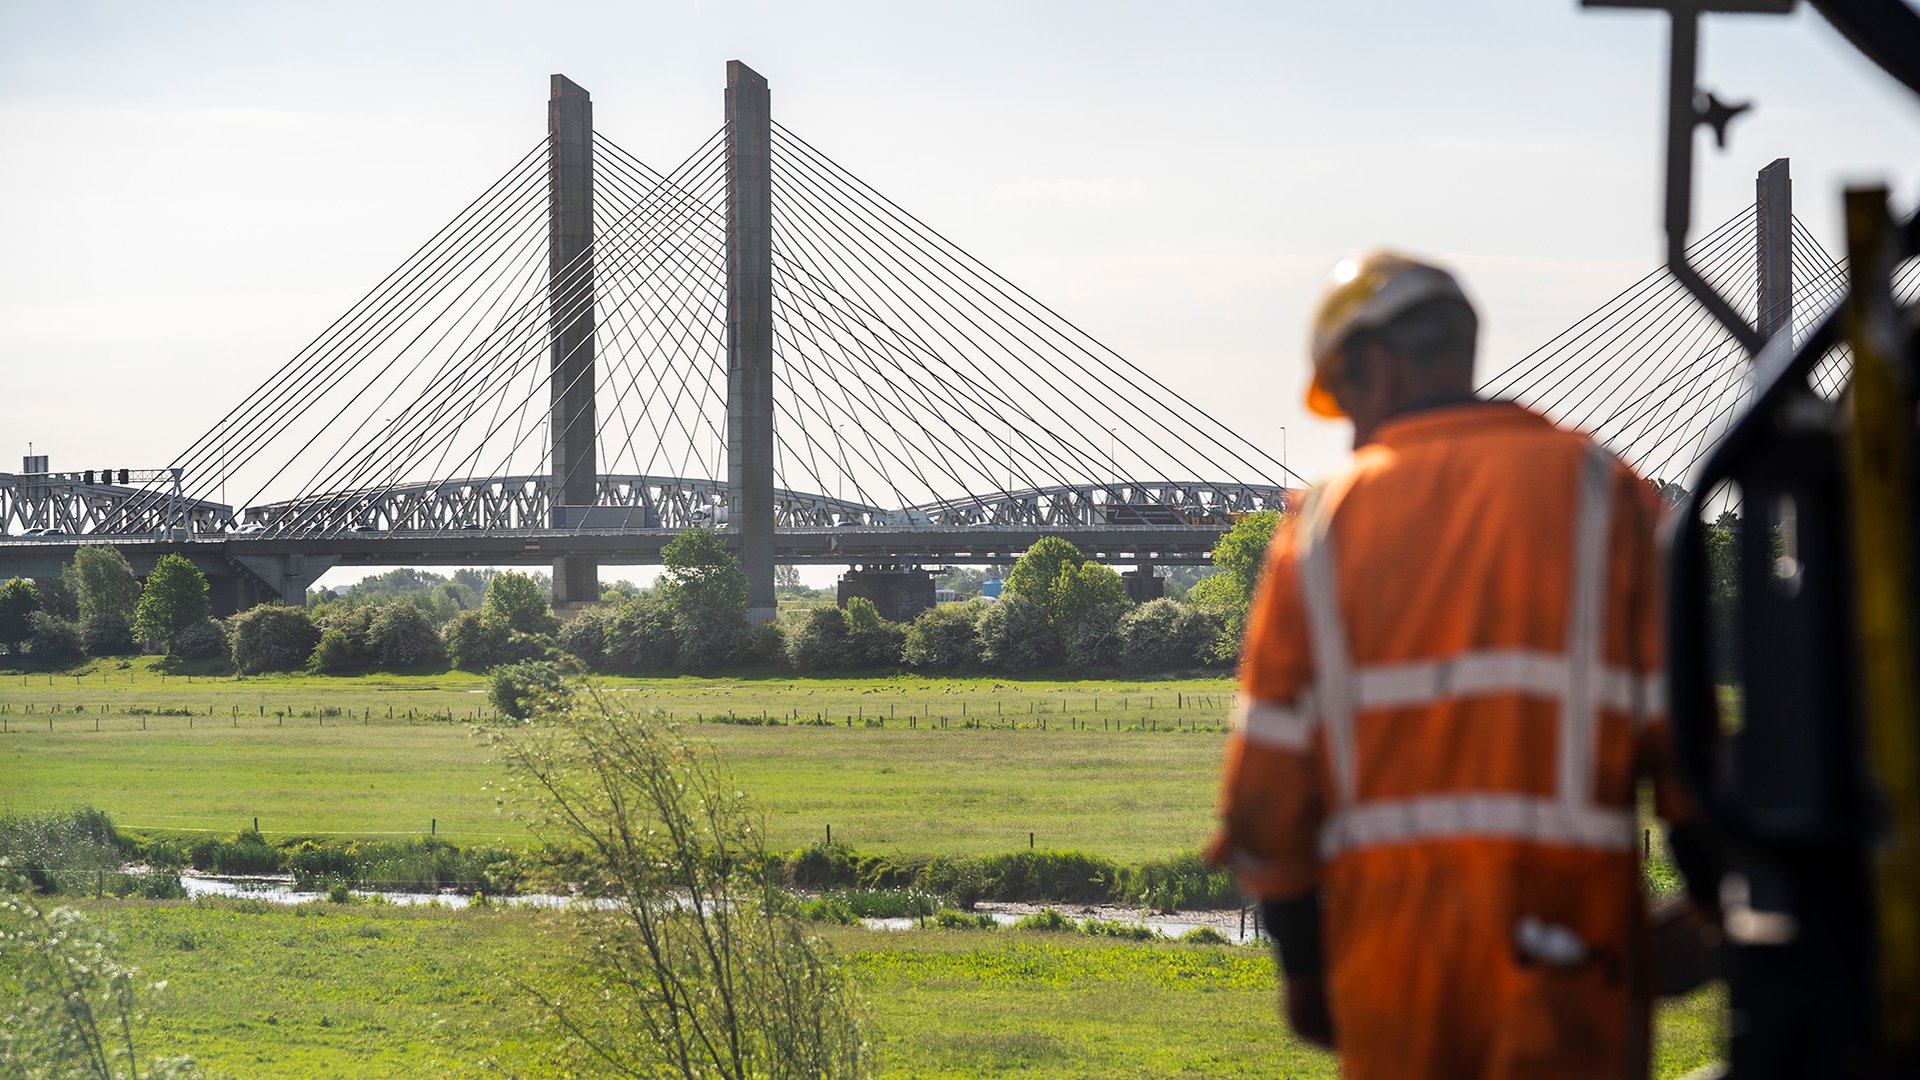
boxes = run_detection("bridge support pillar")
[838,567,935,623]
[1123,564,1163,604]
[725,61,777,624]
[549,73,600,607]
[231,554,338,609]
[1756,158,1793,343]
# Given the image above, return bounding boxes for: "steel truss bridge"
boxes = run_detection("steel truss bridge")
[4,68,1912,616]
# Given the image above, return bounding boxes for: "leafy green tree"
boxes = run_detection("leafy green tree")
[481,572,555,635]
[131,555,210,649]
[657,529,749,670]
[0,578,41,653]
[1004,537,1084,603]
[64,545,140,623]
[32,575,78,620]
[934,566,997,599]
[976,592,1058,673]
[1188,510,1281,661]
[1051,562,1131,667]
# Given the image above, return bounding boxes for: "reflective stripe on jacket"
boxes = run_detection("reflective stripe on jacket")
[1212,401,1689,1080]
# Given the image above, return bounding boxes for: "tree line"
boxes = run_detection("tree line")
[0,513,1288,687]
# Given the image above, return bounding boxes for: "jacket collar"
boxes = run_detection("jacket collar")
[1369,398,1550,449]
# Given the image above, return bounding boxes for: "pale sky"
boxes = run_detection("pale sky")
[3,1,1917,587]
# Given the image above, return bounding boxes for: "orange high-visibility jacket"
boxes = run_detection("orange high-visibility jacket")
[1214,402,1688,1080]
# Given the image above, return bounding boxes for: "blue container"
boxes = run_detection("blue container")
[981,578,1004,599]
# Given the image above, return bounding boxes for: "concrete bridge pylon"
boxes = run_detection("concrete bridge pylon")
[725,60,777,624]
[549,73,599,608]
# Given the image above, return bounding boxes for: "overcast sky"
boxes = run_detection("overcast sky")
[3,1,1917,585]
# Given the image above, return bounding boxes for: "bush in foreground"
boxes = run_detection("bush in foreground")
[491,693,870,1078]
[487,659,569,720]
[0,873,205,1078]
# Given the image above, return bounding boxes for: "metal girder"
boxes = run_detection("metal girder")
[4,471,1288,541]
[0,473,230,537]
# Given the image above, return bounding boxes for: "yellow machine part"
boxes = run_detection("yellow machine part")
[1841,186,1920,1056]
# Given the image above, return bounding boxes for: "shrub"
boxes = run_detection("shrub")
[976,592,1058,673]
[1010,907,1073,932]
[557,605,614,670]
[488,659,569,720]
[902,601,982,672]
[786,606,853,671]
[1180,926,1231,945]
[932,908,998,931]
[0,808,126,895]
[307,628,358,674]
[442,609,511,671]
[169,619,229,660]
[367,602,441,668]
[229,604,321,674]
[1081,918,1159,941]
[732,619,786,667]
[187,828,281,875]
[81,611,136,656]
[1119,598,1222,672]
[491,695,871,1077]
[313,603,378,670]
[601,598,675,673]
[26,611,82,660]
[844,598,905,669]
[784,841,860,889]
[921,853,989,910]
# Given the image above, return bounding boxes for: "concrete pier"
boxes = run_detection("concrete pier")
[725,61,777,624]
[549,73,600,605]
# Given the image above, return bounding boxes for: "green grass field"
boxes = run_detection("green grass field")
[1,661,1233,860]
[6,661,1727,1075]
[72,898,1724,1079]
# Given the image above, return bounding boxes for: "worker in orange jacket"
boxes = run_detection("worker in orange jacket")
[1210,253,1719,1078]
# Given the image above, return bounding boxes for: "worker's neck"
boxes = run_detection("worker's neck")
[1352,390,1483,448]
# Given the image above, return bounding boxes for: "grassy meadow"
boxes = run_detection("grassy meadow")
[4,658,1727,1075]
[0,659,1233,860]
[73,898,1724,1079]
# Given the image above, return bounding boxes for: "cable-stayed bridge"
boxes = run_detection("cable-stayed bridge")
[1,68,1909,618]
[0,65,1295,617]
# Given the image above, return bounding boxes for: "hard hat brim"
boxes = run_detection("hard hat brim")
[1306,368,1344,418]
